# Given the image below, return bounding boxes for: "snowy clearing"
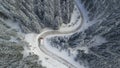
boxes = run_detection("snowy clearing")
[24,33,69,68]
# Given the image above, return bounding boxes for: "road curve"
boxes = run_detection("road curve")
[38,1,84,68]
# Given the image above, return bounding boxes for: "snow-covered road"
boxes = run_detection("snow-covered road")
[37,1,85,68]
[24,0,86,68]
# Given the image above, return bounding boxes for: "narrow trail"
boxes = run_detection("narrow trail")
[38,1,84,68]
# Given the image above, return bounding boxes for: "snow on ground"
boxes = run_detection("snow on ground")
[4,19,21,32]
[59,0,98,33]
[77,46,89,54]
[0,1,97,68]
[9,36,19,43]
[75,0,89,22]
[75,0,99,32]
[59,5,82,32]
[22,1,95,68]
[88,35,107,47]
[1,19,25,43]
[44,35,86,68]
[24,33,69,68]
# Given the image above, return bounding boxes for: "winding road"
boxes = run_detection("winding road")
[38,1,84,68]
